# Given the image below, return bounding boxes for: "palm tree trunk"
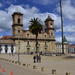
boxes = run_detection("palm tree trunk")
[36,34,38,53]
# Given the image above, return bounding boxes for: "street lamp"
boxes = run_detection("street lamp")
[14,35,20,63]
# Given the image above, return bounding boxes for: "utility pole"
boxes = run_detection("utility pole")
[60,0,64,54]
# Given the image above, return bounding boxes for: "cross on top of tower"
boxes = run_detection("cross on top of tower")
[45,15,54,22]
[48,14,51,18]
[16,6,20,12]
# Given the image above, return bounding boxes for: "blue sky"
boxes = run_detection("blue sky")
[0,0,75,43]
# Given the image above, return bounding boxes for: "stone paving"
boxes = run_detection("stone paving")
[0,54,75,75]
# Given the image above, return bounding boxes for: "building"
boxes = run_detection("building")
[56,42,69,54]
[0,36,15,53]
[68,44,75,53]
[0,12,56,54]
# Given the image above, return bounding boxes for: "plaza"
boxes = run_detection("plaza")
[0,54,75,75]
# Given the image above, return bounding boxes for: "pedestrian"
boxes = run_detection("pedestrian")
[38,55,41,63]
[33,55,36,63]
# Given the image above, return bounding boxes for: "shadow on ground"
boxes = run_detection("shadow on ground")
[63,56,75,59]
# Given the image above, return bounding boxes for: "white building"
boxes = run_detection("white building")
[56,42,69,54]
[68,44,75,53]
[0,37,15,53]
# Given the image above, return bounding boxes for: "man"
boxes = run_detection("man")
[36,53,41,63]
[33,55,36,63]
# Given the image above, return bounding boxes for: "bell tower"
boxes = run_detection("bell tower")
[45,15,55,39]
[45,15,56,53]
[12,12,23,36]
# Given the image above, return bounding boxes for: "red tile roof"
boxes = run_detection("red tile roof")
[69,44,75,48]
[1,36,13,39]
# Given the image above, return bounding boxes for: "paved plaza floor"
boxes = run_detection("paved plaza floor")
[0,54,75,75]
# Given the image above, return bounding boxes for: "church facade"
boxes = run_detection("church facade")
[0,12,56,54]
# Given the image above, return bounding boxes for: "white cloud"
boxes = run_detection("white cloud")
[0,4,75,43]
[64,25,75,32]
[55,34,75,43]
[57,0,75,20]
[1,4,58,30]
[0,10,12,31]
[55,36,62,42]
[65,33,75,43]
[6,4,39,15]
[56,24,75,33]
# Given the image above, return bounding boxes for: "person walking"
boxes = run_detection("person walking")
[33,55,36,63]
[36,53,41,63]
[38,55,41,63]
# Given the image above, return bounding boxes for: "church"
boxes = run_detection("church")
[0,12,56,54]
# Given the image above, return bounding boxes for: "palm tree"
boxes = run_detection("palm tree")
[29,18,43,53]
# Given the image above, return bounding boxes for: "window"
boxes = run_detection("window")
[37,43,40,49]
[45,35,46,38]
[26,41,31,54]
[51,32,53,36]
[5,45,8,53]
[11,45,14,53]
[18,30,20,33]
[18,18,20,24]
[27,34,29,37]
[0,45,2,53]
[44,41,48,52]
[27,41,29,45]
[5,45,7,48]
[51,23,53,25]
[26,41,31,48]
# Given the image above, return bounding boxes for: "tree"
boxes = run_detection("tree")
[63,36,67,43]
[29,18,43,53]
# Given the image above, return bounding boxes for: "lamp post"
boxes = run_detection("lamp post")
[13,34,20,63]
[60,0,64,54]
[14,35,20,63]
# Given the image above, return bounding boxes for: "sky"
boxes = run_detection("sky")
[0,0,75,43]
